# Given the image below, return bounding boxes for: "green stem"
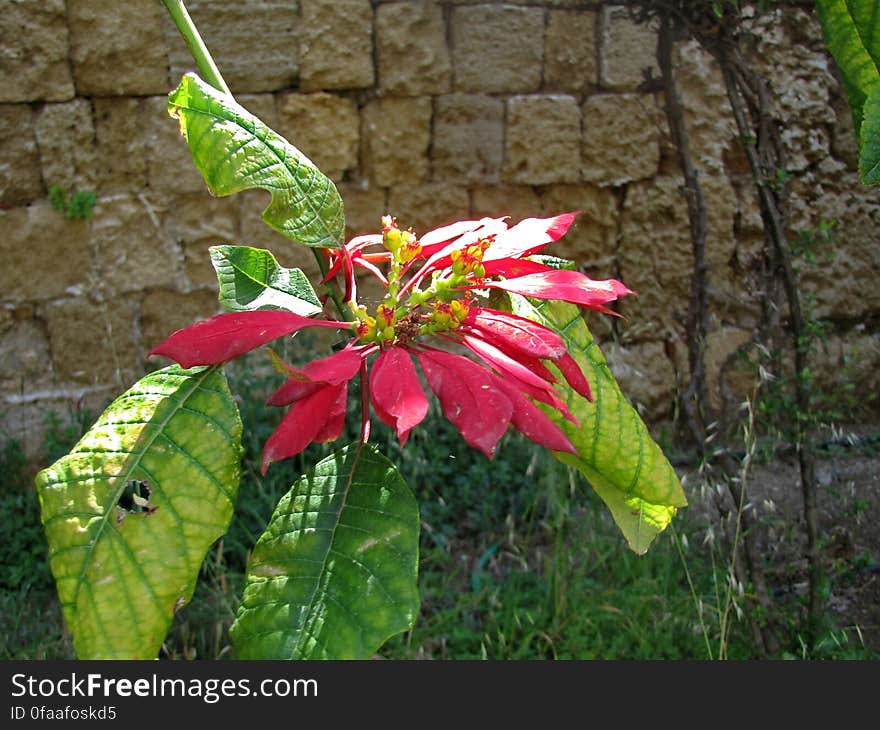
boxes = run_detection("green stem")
[160,0,351,322]
[161,0,231,96]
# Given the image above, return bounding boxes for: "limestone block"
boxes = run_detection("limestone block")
[582,93,661,186]
[93,97,151,194]
[788,162,880,322]
[338,181,387,237]
[0,384,119,462]
[606,340,677,422]
[0,320,52,390]
[363,97,431,186]
[387,183,470,237]
[452,5,543,94]
[675,41,736,174]
[276,93,359,181]
[140,289,220,355]
[619,172,749,331]
[698,174,753,324]
[539,184,619,271]
[376,2,451,95]
[299,0,374,90]
[166,1,299,93]
[445,0,583,5]
[166,193,239,289]
[617,175,691,332]
[0,0,74,102]
[749,9,837,172]
[470,185,541,224]
[91,196,184,295]
[433,95,504,183]
[598,5,659,92]
[68,0,168,96]
[144,97,209,196]
[45,296,139,384]
[545,10,597,95]
[830,89,859,172]
[504,95,581,185]
[0,204,92,301]
[35,99,97,191]
[0,105,42,207]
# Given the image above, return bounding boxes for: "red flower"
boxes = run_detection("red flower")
[149,212,633,472]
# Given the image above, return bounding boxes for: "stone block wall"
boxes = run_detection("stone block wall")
[1,1,878,459]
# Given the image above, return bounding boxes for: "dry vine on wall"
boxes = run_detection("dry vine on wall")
[627,0,824,652]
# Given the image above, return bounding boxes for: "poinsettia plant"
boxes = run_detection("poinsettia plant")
[34,2,686,660]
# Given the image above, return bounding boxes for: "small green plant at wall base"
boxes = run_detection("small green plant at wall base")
[32,1,685,660]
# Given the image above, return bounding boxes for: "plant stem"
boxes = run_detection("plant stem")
[161,0,231,96]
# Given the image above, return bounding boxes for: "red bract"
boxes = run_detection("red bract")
[266,345,366,406]
[461,308,566,360]
[469,269,633,315]
[369,348,429,447]
[261,383,348,474]
[416,349,515,458]
[148,310,348,368]
[417,349,576,457]
[482,212,578,262]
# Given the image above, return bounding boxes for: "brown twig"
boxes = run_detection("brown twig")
[657,15,711,447]
[719,45,823,647]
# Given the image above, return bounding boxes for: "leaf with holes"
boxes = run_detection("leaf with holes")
[34,365,242,659]
[210,245,322,315]
[508,296,687,554]
[168,73,345,247]
[230,443,419,659]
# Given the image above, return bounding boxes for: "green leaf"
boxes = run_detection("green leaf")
[35,365,243,659]
[168,73,345,248]
[859,83,880,183]
[816,0,880,137]
[230,443,420,659]
[209,245,322,315]
[509,296,687,554]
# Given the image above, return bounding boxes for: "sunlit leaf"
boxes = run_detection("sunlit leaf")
[35,366,242,659]
[168,73,345,247]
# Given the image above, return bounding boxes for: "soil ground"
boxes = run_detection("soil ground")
[683,425,880,653]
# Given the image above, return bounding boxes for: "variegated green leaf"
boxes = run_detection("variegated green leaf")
[35,365,242,659]
[509,296,687,554]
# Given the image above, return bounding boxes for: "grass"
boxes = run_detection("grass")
[1,340,877,660]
